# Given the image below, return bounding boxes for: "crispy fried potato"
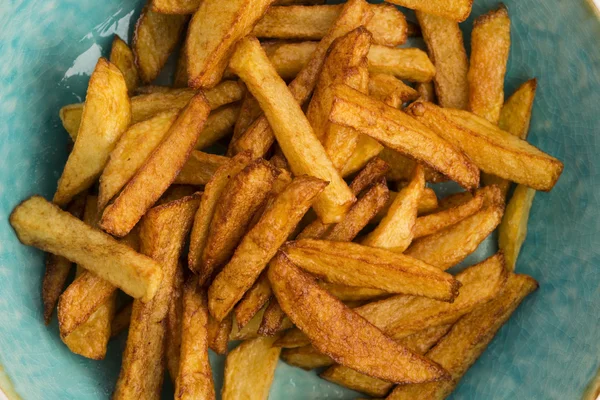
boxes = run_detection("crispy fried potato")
[194,103,240,150]
[374,189,438,223]
[11,196,161,301]
[111,302,133,338]
[327,84,479,190]
[110,35,140,94]
[258,299,288,336]
[283,240,460,300]
[385,0,472,22]
[467,5,511,124]
[114,195,200,400]
[281,345,335,370]
[254,3,407,47]
[363,165,424,252]
[231,0,373,159]
[208,313,233,354]
[498,185,536,271]
[341,134,385,177]
[318,282,388,302]
[368,46,435,83]
[269,253,450,383]
[387,273,538,399]
[307,27,371,170]
[174,278,215,400]
[158,185,198,206]
[134,8,187,83]
[348,157,390,194]
[188,152,253,278]
[368,73,419,108]
[230,306,265,341]
[229,37,356,223]
[222,335,282,400]
[230,93,263,151]
[436,190,473,211]
[417,12,468,109]
[416,81,436,102]
[408,101,563,191]
[101,94,210,237]
[54,59,130,206]
[379,148,446,183]
[273,326,310,348]
[59,104,84,140]
[173,151,228,186]
[166,263,184,381]
[151,0,200,14]
[208,176,326,321]
[234,272,272,329]
[186,0,275,88]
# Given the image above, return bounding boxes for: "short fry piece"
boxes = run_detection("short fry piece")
[54,58,130,206]
[110,35,140,94]
[368,73,419,108]
[498,185,536,271]
[234,272,272,329]
[173,151,228,186]
[368,46,435,83]
[385,0,473,22]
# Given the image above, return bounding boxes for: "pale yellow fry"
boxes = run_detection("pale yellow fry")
[499,185,536,271]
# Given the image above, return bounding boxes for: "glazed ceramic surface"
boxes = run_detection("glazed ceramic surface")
[0,0,599,399]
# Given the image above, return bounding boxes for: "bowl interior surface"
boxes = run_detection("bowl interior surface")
[0,0,599,399]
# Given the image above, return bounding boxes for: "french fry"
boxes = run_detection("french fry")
[348,157,390,194]
[269,253,450,384]
[229,37,356,223]
[281,345,335,370]
[100,93,210,237]
[231,92,262,148]
[415,82,436,102]
[174,278,215,400]
[362,165,424,252]
[257,299,288,336]
[151,0,200,14]
[368,73,419,108]
[374,189,439,223]
[54,58,130,206]
[408,101,563,191]
[327,84,480,190]
[173,151,228,186]
[207,313,233,354]
[208,175,327,321]
[318,282,388,302]
[194,103,241,150]
[436,190,473,211]
[10,196,161,301]
[188,152,253,278]
[186,0,275,89]
[234,272,272,329]
[254,3,407,47]
[114,194,200,400]
[222,336,282,400]
[283,240,460,301]
[273,326,309,348]
[231,0,373,159]
[230,306,265,341]
[405,186,504,270]
[134,8,187,83]
[111,302,133,338]
[387,273,538,399]
[307,27,371,170]
[59,104,83,140]
[379,148,446,183]
[384,0,473,22]
[110,35,140,94]
[166,263,184,381]
[467,5,511,124]
[158,185,198,206]
[498,185,536,271]
[368,46,436,83]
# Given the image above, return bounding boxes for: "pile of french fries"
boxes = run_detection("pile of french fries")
[9,0,564,398]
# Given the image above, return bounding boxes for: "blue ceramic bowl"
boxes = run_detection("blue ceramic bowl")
[1,1,599,399]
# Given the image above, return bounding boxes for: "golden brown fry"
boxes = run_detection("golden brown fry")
[188,152,253,278]
[417,12,468,109]
[151,0,200,14]
[234,272,272,329]
[194,103,240,150]
[158,185,198,206]
[385,0,473,22]
[54,59,130,206]
[318,282,388,302]
[222,335,282,400]
[437,191,473,211]
[374,189,438,223]
[257,299,288,336]
[348,157,390,194]
[368,46,435,83]
[230,306,265,341]
[231,92,263,148]
[387,273,538,399]
[208,176,326,321]
[281,345,335,370]
[269,253,450,384]
[111,302,133,338]
[408,101,563,191]
[468,5,511,124]
[100,93,210,237]
[208,313,233,355]
[363,165,424,252]
[328,84,479,190]
[379,148,446,183]
[114,195,200,400]
[173,151,228,186]
[415,82,436,102]
[368,73,419,108]
[166,263,184,381]
[499,185,536,271]
[134,8,187,83]
[110,35,140,94]
[283,240,460,300]
[229,37,355,223]
[186,0,275,88]
[175,278,215,400]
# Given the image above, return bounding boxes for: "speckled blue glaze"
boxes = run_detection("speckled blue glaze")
[0,0,598,399]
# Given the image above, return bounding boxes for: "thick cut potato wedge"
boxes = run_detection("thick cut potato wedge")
[173,151,228,186]
[269,253,450,384]
[254,3,407,47]
[134,8,188,83]
[498,185,536,271]
[385,0,473,22]
[258,299,288,336]
[165,263,184,381]
[208,176,326,321]
[54,58,130,206]
[194,103,241,150]
[101,94,210,237]
[283,240,460,301]
[186,0,275,88]
[379,148,446,183]
[11,196,161,301]
[467,5,511,124]
[110,35,140,94]
[368,46,435,83]
[208,313,233,354]
[416,12,468,109]
[387,273,538,399]
[362,165,424,252]
[229,37,356,223]
[114,195,200,400]
[368,73,419,108]
[174,278,215,400]
[111,302,133,338]
[408,101,563,191]
[281,345,335,370]
[222,335,282,400]
[327,84,480,190]
[234,272,272,329]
